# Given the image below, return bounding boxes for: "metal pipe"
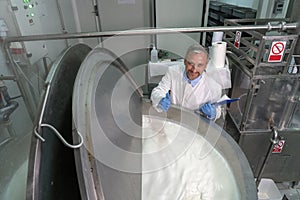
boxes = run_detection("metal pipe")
[226,51,253,78]
[4,48,36,121]
[93,0,103,44]
[36,83,50,136]
[151,0,157,46]
[0,75,16,81]
[3,22,298,45]
[2,22,298,122]
[70,0,83,43]
[55,0,69,47]
[256,126,280,187]
[42,57,49,76]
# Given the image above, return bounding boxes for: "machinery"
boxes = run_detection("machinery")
[223,18,300,183]
[24,42,259,200]
[71,46,257,199]
[27,43,92,200]
[1,19,298,199]
[0,80,18,146]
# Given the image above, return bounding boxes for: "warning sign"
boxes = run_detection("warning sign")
[272,140,285,153]
[234,31,241,49]
[268,41,286,62]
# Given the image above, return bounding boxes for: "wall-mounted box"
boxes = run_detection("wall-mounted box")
[8,0,47,64]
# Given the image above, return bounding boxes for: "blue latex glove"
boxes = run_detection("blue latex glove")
[199,103,216,120]
[159,92,171,112]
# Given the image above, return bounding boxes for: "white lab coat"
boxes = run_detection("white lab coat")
[151,64,222,118]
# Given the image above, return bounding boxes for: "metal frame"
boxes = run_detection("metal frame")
[223,18,300,183]
[223,18,299,132]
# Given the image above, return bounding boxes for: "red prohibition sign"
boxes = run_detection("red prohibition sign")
[235,31,241,42]
[271,42,285,54]
[277,140,285,147]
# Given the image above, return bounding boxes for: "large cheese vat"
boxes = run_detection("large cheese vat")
[26,43,92,200]
[72,45,258,200]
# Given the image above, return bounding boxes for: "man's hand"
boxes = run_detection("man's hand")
[199,103,216,120]
[159,93,171,112]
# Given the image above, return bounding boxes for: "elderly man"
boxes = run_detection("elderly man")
[150,43,222,120]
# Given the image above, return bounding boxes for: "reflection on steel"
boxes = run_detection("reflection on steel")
[72,46,143,200]
[72,45,257,199]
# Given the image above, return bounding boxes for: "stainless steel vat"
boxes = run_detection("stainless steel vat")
[72,45,257,199]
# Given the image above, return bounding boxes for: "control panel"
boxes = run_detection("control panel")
[9,0,47,64]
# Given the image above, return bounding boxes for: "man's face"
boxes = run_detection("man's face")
[184,52,208,80]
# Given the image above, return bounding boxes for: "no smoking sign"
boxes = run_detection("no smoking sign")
[268,41,286,62]
[272,140,285,153]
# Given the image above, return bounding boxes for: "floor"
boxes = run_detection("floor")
[277,182,300,200]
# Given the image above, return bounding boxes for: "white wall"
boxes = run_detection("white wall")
[96,0,152,85]
[156,0,205,58]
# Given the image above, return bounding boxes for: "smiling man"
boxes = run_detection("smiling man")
[150,43,222,120]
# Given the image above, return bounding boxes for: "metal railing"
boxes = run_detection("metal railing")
[2,21,299,121]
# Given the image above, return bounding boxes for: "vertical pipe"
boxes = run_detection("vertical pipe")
[42,57,49,76]
[151,0,157,46]
[256,127,279,187]
[202,0,211,46]
[55,0,69,47]
[92,0,102,45]
[256,141,274,187]
[70,0,84,43]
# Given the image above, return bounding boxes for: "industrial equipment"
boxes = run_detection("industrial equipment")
[7,0,48,64]
[2,21,296,199]
[71,46,257,199]
[223,18,300,183]
[27,43,91,200]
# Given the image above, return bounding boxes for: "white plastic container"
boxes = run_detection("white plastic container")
[257,178,282,200]
[150,46,158,63]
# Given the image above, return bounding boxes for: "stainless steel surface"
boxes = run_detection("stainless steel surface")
[256,127,279,187]
[224,19,299,132]
[0,132,31,200]
[2,21,297,123]
[224,19,300,182]
[72,45,257,199]
[3,22,297,44]
[0,120,16,146]
[34,64,84,148]
[228,66,299,131]
[72,46,143,200]
[27,43,91,200]
[4,47,37,121]
[0,76,16,81]
[237,130,300,182]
